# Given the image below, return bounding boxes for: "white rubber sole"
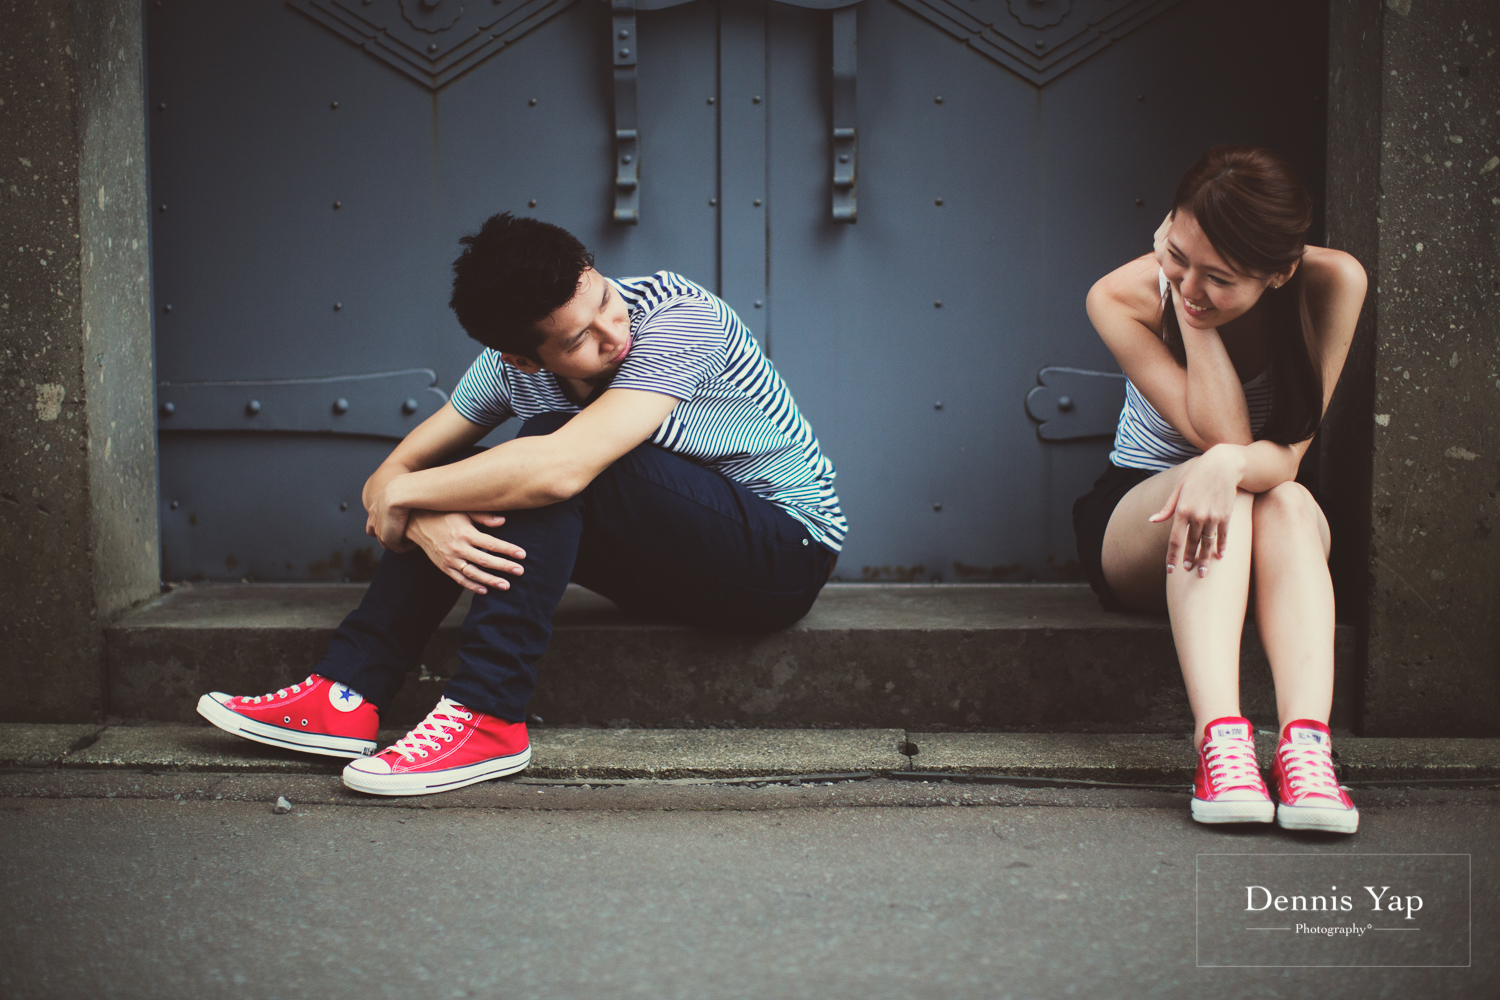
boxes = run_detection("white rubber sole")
[196,693,376,760]
[342,745,532,797]
[1277,802,1360,834]
[1191,796,1275,824]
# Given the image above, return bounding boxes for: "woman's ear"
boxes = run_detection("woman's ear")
[500,352,544,374]
[1272,259,1300,289]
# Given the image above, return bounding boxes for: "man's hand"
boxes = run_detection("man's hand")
[405,510,526,595]
[365,478,415,553]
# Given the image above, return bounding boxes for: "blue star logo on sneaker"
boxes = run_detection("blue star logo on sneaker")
[328,682,364,712]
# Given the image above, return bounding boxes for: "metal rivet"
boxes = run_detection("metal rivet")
[618,47,630,58]
[1137,94,1145,103]
[427,43,438,53]
[334,302,342,311]
[934,95,943,104]
[528,198,537,208]
[1135,198,1144,206]
[160,401,175,417]
[333,398,349,415]
[170,501,179,510]
[934,300,942,308]
[706,97,715,105]
[1035,39,1045,50]
[934,197,943,206]
[753,198,762,207]
[246,399,261,416]
[163,304,172,313]
[402,398,419,415]
[622,154,632,164]
[933,504,943,512]
[339,502,349,511]
[839,154,850,163]
[1058,396,1075,412]
[330,100,339,110]
[158,204,167,213]
[752,95,761,104]
[529,98,537,106]
[333,200,342,209]
[708,197,717,206]
[618,29,629,39]
[157,102,166,111]
[934,402,943,410]
[754,300,763,308]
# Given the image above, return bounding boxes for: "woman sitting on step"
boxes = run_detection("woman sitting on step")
[1074,145,1366,834]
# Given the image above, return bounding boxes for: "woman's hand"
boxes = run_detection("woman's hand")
[1149,445,1246,576]
[1153,212,1173,269]
[405,510,526,595]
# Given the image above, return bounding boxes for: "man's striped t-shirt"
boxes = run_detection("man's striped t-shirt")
[447,271,847,551]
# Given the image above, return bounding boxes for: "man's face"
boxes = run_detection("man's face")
[502,268,633,384]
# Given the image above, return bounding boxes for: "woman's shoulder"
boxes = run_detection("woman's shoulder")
[1300,246,1368,301]
[1087,254,1163,323]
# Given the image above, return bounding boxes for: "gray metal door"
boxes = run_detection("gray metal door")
[148,0,1327,583]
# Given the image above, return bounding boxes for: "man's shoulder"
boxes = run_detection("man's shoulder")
[614,271,718,310]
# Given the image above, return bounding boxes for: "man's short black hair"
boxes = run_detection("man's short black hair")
[448,212,595,361]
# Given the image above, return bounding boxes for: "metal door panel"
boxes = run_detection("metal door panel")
[765,0,1325,581]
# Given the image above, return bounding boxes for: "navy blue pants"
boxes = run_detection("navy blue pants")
[315,412,835,721]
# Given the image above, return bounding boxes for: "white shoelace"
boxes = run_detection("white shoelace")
[1279,743,1343,801]
[240,675,315,704]
[1203,735,1265,793]
[388,697,474,762]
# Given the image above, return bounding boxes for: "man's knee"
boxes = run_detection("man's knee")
[515,411,575,439]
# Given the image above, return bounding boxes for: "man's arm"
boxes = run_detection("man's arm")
[369,387,678,547]
[360,401,493,536]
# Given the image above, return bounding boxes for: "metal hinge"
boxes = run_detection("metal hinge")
[612,1,640,224]
[831,4,858,222]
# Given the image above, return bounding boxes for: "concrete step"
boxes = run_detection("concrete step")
[105,583,1357,730]
[4,724,1497,787]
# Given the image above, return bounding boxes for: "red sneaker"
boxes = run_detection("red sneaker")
[197,674,378,759]
[1273,720,1360,834]
[1190,716,1274,824]
[342,697,530,796]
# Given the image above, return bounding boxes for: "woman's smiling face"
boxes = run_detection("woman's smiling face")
[1160,209,1289,329]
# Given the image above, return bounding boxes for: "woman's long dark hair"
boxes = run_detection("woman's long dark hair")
[1161,146,1323,444]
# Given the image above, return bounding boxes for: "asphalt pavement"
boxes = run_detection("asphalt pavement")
[1,779,1494,1000]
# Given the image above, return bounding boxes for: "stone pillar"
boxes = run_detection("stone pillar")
[0,0,159,722]
[1326,0,1500,735]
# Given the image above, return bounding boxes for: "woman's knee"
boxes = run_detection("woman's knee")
[1252,481,1320,530]
[515,411,575,439]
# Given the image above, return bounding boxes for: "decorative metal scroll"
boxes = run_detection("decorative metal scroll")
[1024,367,1126,441]
[157,369,449,440]
[286,0,582,91]
[890,0,1184,86]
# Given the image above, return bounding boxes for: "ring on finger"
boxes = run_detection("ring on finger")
[458,560,468,573]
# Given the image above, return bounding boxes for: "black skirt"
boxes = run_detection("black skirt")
[1072,463,1156,611]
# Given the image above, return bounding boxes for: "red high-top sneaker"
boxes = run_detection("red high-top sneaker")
[1273,720,1360,834]
[197,674,378,759]
[1190,716,1275,824]
[342,696,530,796]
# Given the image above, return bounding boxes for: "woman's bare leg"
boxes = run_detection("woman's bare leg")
[1250,482,1335,729]
[1102,465,1256,748]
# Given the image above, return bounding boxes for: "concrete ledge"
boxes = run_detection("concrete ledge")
[0,724,104,767]
[6,724,1497,786]
[105,583,1357,729]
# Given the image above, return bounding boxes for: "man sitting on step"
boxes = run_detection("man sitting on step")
[197,213,845,796]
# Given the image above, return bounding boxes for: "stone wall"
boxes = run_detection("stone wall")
[1327,0,1499,735]
[0,0,158,722]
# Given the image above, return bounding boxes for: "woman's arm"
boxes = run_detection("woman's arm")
[1086,257,1250,451]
